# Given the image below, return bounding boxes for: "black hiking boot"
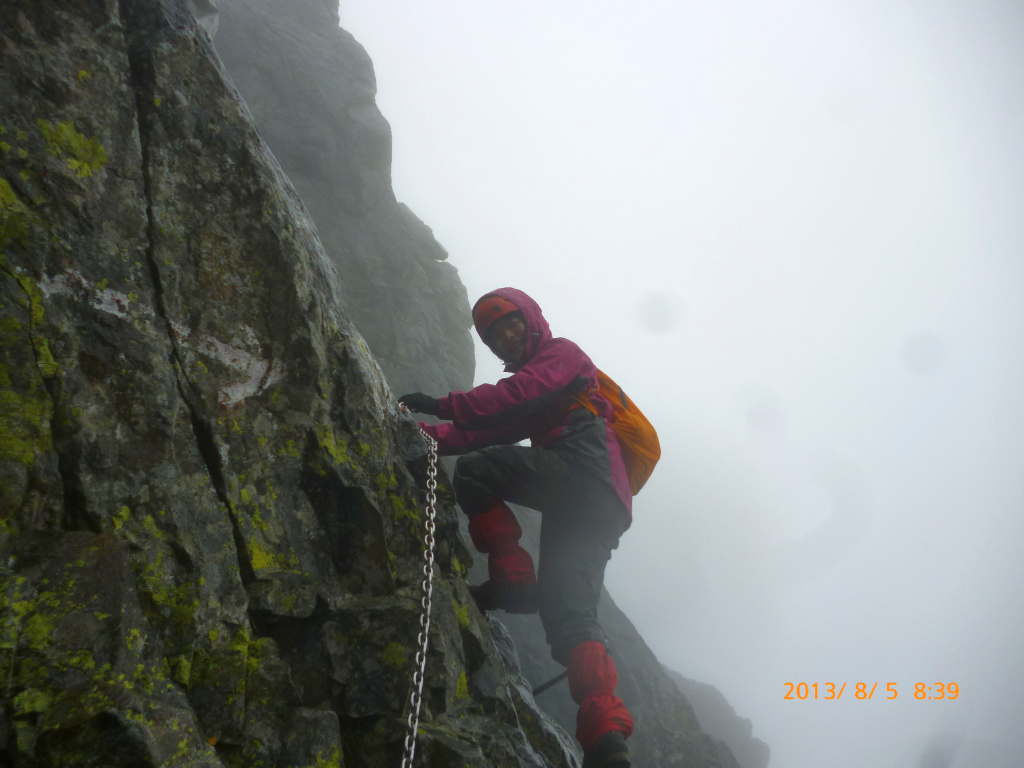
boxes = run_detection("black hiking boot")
[468,580,539,614]
[582,731,630,768]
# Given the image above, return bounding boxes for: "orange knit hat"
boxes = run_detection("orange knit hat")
[472,295,521,340]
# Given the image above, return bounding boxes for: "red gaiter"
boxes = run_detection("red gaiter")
[568,640,635,752]
[466,500,536,585]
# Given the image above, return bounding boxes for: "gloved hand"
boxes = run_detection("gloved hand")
[398,392,440,416]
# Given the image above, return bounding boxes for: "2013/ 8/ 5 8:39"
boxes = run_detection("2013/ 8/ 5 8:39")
[783,682,960,700]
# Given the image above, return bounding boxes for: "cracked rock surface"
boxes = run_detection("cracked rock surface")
[0,1,577,765]
[213,0,476,401]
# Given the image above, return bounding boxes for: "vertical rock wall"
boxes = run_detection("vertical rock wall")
[0,1,577,765]
[212,0,475,400]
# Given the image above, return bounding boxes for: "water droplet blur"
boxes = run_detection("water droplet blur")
[917,733,963,768]
[823,79,866,123]
[637,293,680,333]
[903,332,946,375]
[746,391,787,442]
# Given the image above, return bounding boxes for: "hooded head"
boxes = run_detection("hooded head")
[472,288,552,371]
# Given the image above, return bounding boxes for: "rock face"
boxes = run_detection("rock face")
[665,670,771,768]
[0,1,576,765]
[205,3,768,766]
[212,0,475,400]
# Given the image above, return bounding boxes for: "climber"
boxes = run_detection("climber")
[399,288,636,768]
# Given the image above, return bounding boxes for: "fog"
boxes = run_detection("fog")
[341,2,1024,766]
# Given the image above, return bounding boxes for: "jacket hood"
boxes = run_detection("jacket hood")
[475,288,552,371]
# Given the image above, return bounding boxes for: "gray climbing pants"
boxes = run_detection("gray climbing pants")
[453,413,627,664]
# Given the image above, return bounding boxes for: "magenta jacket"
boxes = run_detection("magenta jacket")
[419,288,632,517]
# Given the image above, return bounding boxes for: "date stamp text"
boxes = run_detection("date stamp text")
[783,682,959,700]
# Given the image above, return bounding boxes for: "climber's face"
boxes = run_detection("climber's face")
[487,312,528,364]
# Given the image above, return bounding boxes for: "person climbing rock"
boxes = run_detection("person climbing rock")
[399,288,651,768]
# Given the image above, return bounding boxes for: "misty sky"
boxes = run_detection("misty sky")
[340,2,1024,766]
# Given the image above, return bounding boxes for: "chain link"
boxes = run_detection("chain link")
[400,418,439,768]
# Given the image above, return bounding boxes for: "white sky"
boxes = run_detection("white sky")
[340,2,1024,766]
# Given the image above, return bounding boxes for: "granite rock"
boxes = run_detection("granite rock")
[0,1,573,765]
[664,670,771,768]
[212,0,475,400]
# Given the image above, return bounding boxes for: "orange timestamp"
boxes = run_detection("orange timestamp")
[783,682,960,700]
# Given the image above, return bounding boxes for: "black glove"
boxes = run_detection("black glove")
[398,392,440,416]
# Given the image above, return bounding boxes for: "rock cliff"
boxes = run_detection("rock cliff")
[0,1,575,765]
[206,2,768,767]
[665,671,770,768]
[212,0,475,401]
[0,0,768,765]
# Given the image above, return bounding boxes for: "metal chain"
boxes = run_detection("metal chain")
[400,418,439,768]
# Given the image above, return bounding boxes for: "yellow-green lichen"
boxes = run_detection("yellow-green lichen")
[37,119,107,178]
[112,505,131,529]
[455,669,469,700]
[382,642,406,670]
[277,438,300,459]
[452,599,470,629]
[315,427,359,471]
[0,381,53,466]
[141,514,165,540]
[13,687,53,715]
[0,177,34,249]
[125,627,145,654]
[23,612,53,650]
[173,654,193,685]
[248,536,291,574]
[315,747,343,768]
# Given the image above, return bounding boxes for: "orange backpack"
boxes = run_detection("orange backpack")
[574,370,661,495]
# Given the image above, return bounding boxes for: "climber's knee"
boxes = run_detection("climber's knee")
[467,499,535,585]
[452,452,500,515]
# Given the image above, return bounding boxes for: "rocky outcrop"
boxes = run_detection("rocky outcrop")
[204,3,768,765]
[0,1,575,765]
[465,506,747,768]
[664,670,770,768]
[212,0,475,400]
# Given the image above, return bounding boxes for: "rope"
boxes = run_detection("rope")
[400,415,439,768]
[532,669,569,697]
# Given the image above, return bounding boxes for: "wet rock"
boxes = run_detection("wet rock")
[0,0,573,765]
[665,670,771,768]
[213,0,475,399]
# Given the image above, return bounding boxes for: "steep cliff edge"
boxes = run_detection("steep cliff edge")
[0,1,575,765]
[212,0,475,400]
[664,671,770,768]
